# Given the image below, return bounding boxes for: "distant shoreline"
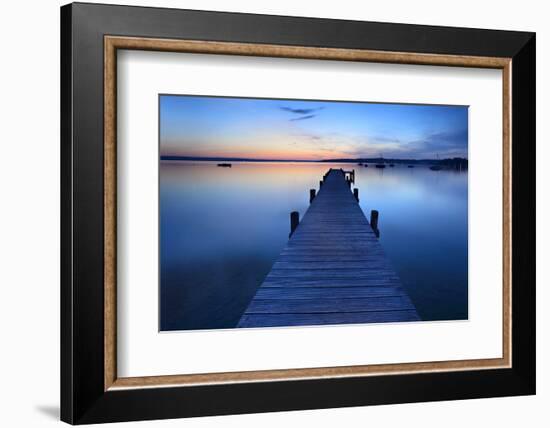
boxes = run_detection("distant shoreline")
[160,155,468,165]
[161,155,316,163]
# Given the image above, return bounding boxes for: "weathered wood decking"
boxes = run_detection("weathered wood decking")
[237,169,420,328]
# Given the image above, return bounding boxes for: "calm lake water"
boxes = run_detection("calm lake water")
[160,161,468,331]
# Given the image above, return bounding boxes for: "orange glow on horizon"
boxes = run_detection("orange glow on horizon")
[165,147,353,161]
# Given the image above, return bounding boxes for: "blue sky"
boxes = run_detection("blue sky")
[160,95,468,160]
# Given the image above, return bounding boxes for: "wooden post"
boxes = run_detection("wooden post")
[320,180,323,188]
[370,210,379,237]
[353,188,359,202]
[370,210,379,229]
[352,169,355,183]
[290,211,299,237]
[310,189,316,203]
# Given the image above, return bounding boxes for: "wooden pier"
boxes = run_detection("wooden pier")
[237,169,419,328]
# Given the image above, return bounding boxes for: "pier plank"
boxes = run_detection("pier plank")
[238,311,420,328]
[237,169,420,327]
[246,296,416,313]
[253,286,408,299]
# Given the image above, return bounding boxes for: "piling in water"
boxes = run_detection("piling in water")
[354,188,359,202]
[289,211,300,237]
[370,210,380,238]
[309,189,316,203]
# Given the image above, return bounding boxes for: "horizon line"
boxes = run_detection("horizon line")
[160,155,469,163]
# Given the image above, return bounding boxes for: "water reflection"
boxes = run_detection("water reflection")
[160,161,468,331]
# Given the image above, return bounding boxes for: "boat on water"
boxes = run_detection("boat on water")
[430,154,442,171]
[389,163,395,167]
[217,163,232,167]
[375,154,386,169]
[358,162,363,166]
[364,164,369,167]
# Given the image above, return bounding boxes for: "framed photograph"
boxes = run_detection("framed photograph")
[61,2,535,424]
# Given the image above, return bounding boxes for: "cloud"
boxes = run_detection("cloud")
[273,126,467,160]
[404,129,468,158]
[279,106,324,115]
[280,106,324,122]
[330,129,468,159]
[369,136,402,144]
[290,114,317,121]
[293,128,468,159]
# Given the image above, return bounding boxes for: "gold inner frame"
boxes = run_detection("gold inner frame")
[104,35,512,391]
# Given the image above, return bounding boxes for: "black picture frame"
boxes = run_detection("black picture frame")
[61,2,535,424]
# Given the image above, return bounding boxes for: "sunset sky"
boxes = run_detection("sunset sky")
[160,95,468,160]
